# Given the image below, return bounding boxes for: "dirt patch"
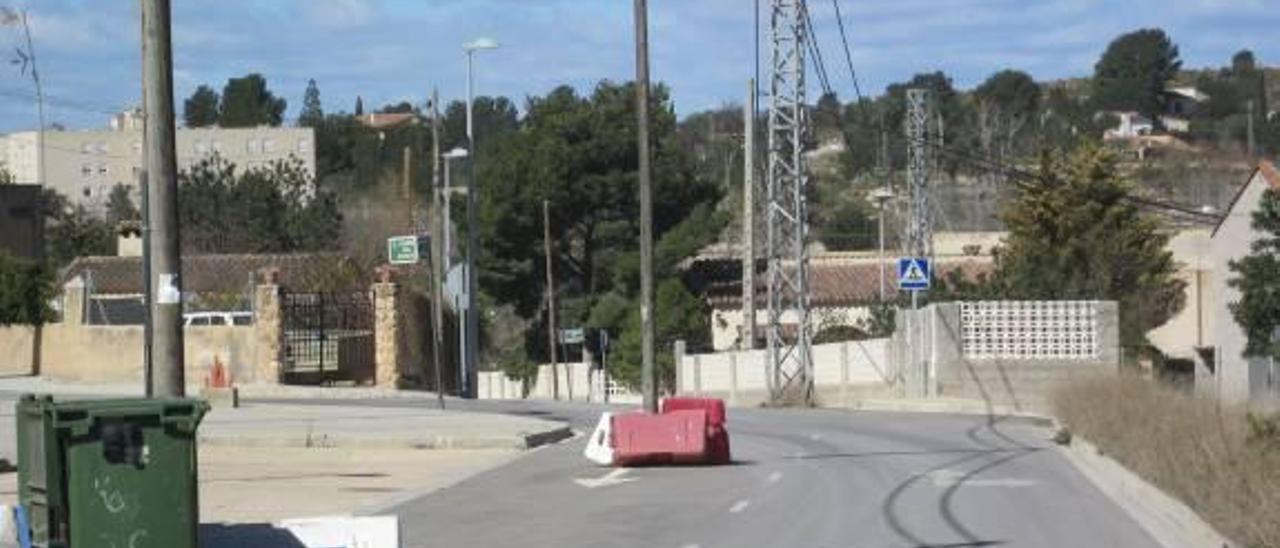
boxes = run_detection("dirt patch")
[1053,376,1280,547]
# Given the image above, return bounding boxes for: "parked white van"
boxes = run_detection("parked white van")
[184,311,253,326]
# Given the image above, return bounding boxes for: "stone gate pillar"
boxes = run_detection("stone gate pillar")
[373,268,407,387]
[253,269,284,384]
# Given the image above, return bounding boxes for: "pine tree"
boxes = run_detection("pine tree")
[990,146,1185,349]
[299,79,324,128]
[355,96,364,116]
[1228,187,1280,357]
[183,85,221,128]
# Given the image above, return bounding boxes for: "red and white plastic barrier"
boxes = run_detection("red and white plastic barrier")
[582,397,731,466]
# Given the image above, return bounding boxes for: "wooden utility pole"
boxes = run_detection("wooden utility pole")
[543,200,560,400]
[1247,99,1257,159]
[142,0,184,397]
[403,146,414,229]
[430,89,446,409]
[741,79,756,350]
[634,0,657,413]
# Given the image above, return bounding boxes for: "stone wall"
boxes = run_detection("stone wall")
[0,323,255,384]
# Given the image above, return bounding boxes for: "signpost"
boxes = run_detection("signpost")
[897,258,931,291]
[387,234,444,410]
[559,328,585,345]
[387,236,420,265]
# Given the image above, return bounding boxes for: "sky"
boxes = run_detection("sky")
[0,0,1278,133]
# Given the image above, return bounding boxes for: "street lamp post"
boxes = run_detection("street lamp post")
[868,187,895,301]
[442,147,468,395]
[461,37,499,399]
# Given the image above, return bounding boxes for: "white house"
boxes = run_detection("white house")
[1204,161,1280,406]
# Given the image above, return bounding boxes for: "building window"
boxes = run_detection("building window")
[211,140,223,154]
[82,186,91,198]
[262,138,275,153]
[132,141,142,155]
[98,164,108,175]
[194,140,208,154]
[246,139,259,154]
[296,139,310,153]
[96,142,108,155]
[81,164,92,177]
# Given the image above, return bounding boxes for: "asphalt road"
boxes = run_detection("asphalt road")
[366,400,1159,548]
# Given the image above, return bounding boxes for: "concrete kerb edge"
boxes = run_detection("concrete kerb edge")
[1055,432,1239,548]
[197,425,574,451]
[837,398,1057,428]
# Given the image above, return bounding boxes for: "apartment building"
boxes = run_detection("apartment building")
[0,110,315,211]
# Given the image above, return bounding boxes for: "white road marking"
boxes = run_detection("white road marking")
[729,499,751,514]
[767,471,783,484]
[680,544,701,548]
[929,469,1036,488]
[573,468,636,489]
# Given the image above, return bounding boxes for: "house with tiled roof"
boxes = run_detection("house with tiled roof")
[62,253,364,324]
[691,253,993,351]
[1204,161,1280,405]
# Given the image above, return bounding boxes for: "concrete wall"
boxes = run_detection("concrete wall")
[676,338,895,407]
[710,305,873,351]
[922,302,1120,413]
[477,363,642,404]
[0,323,255,383]
[1209,171,1279,406]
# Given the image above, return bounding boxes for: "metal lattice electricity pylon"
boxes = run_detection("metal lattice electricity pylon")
[765,0,813,405]
[905,88,932,260]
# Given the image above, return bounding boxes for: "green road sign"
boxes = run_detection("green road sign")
[388,236,420,265]
[559,328,585,345]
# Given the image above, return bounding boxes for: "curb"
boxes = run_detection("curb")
[840,398,1057,427]
[198,425,574,452]
[1056,434,1238,548]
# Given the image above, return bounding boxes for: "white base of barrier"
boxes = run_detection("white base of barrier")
[583,412,615,466]
[276,516,400,548]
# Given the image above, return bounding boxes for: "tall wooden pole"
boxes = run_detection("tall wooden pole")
[634,0,657,413]
[742,79,757,350]
[142,0,184,396]
[543,200,560,400]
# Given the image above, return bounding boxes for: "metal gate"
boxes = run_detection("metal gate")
[282,291,375,384]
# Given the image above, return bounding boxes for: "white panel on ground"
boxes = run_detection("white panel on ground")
[276,516,400,548]
[583,412,615,465]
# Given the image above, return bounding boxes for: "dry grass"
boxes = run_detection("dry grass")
[1053,376,1280,548]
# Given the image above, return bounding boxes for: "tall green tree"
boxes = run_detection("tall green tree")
[299,79,324,128]
[441,96,519,150]
[975,70,1042,172]
[1091,29,1182,122]
[984,146,1184,349]
[42,190,114,268]
[0,162,14,184]
[183,85,221,128]
[219,74,287,127]
[474,82,720,369]
[1228,187,1280,358]
[104,183,139,227]
[178,157,341,253]
[0,251,53,326]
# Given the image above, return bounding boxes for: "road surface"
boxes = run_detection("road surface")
[366,400,1159,548]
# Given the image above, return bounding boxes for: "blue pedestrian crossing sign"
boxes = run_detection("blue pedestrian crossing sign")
[897,258,932,291]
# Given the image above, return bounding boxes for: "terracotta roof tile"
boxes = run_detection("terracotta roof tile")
[62,253,366,296]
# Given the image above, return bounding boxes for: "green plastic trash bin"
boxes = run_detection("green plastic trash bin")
[15,395,210,548]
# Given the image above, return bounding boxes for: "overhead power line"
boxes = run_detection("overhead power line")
[829,0,866,105]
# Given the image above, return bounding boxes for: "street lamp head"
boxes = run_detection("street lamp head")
[443,147,470,160]
[464,37,500,53]
[0,7,20,26]
[868,187,895,208]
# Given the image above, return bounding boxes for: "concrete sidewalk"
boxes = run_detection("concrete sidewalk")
[200,403,572,450]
